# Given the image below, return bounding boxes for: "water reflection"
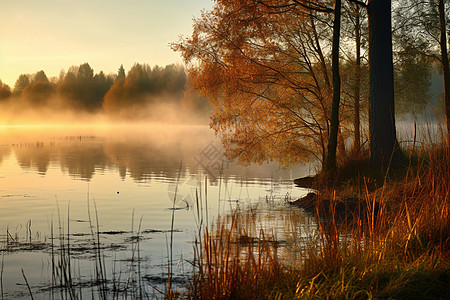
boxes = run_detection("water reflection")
[2,125,309,183]
[0,125,311,299]
[0,145,10,164]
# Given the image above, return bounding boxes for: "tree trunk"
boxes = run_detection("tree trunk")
[367,0,400,169]
[325,0,342,172]
[352,4,361,155]
[438,0,450,147]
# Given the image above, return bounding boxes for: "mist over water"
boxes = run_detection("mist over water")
[0,124,311,181]
[0,63,213,127]
[0,101,211,127]
[0,123,310,299]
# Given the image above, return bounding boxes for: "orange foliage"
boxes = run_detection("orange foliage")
[22,81,54,105]
[173,1,340,166]
[103,64,187,118]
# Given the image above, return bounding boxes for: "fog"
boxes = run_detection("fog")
[0,62,212,126]
[0,97,211,127]
[0,123,311,185]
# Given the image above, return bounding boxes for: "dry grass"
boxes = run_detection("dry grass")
[185,144,450,299]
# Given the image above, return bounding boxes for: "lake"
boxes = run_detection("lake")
[0,124,312,299]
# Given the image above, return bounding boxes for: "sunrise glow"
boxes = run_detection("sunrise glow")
[0,0,213,87]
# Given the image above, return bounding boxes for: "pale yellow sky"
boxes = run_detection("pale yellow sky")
[0,0,213,87]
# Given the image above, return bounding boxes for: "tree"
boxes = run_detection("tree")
[78,63,94,81]
[368,0,399,167]
[175,0,382,170]
[58,70,77,104]
[351,3,363,154]
[23,81,54,105]
[117,64,126,81]
[394,0,450,134]
[14,74,30,95]
[58,63,112,111]
[438,0,450,146]
[325,0,343,171]
[349,0,402,168]
[76,63,98,110]
[103,63,186,118]
[392,1,436,115]
[0,80,12,100]
[157,64,186,97]
[93,71,114,107]
[394,55,431,114]
[259,0,346,171]
[34,70,49,83]
[173,1,347,167]
[341,2,368,155]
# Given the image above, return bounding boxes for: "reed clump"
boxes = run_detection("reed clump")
[188,145,450,299]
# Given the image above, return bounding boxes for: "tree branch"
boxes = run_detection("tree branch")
[291,0,333,13]
[346,0,367,8]
[256,0,333,14]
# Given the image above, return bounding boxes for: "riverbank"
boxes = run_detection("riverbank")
[183,148,450,299]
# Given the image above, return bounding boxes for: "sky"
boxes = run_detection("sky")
[0,0,214,87]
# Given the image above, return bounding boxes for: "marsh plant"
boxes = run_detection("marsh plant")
[2,137,450,299]
[0,201,181,299]
[184,143,450,299]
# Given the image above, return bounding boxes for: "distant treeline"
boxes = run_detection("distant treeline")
[0,63,211,121]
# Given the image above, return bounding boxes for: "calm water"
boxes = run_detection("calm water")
[0,124,311,299]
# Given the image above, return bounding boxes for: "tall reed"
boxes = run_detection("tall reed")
[189,142,450,299]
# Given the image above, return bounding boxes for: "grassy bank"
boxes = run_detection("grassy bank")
[2,146,449,299]
[183,146,450,299]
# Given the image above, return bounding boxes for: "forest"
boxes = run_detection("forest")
[167,1,450,299]
[172,0,448,172]
[0,62,211,123]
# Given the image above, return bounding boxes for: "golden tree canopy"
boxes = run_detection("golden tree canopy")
[173,0,339,166]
